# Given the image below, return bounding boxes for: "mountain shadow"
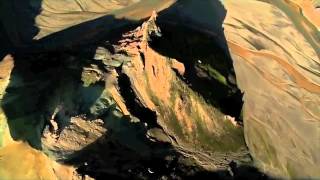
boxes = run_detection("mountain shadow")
[0,0,271,179]
[151,0,244,120]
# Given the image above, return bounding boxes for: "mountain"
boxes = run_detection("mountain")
[0,0,319,179]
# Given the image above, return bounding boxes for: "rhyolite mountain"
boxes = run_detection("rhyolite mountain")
[0,0,319,179]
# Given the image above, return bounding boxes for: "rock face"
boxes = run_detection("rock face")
[117,12,249,168]
[42,118,107,160]
[0,12,251,179]
[0,0,319,179]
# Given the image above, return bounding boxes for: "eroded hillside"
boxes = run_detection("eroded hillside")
[0,13,252,180]
[0,0,319,179]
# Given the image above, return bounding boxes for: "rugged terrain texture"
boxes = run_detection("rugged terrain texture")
[0,0,319,179]
[224,0,320,178]
[0,11,252,180]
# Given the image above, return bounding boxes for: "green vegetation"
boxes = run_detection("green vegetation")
[198,64,228,86]
[147,73,245,152]
[184,81,245,152]
[147,77,186,142]
[150,23,243,121]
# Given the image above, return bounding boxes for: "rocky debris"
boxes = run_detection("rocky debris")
[81,65,104,87]
[0,9,259,179]
[42,117,107,161]
[115,11,251,171]
[146,128,171,143]
[104,69,131,116]
[2,0,318,179]
[119,11,162,51]
[93,46,131,68]
[94,47,113,61]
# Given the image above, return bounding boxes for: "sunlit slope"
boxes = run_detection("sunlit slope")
[224,0,320,178]
[0,142,57,180]
[0,0,319,179]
